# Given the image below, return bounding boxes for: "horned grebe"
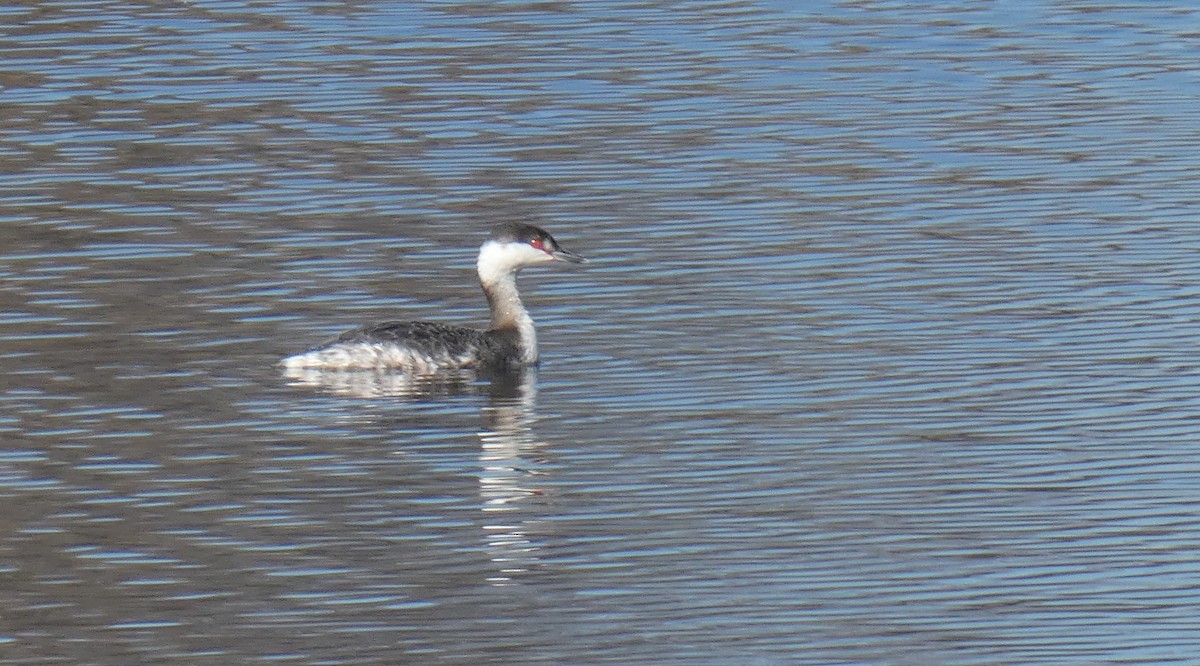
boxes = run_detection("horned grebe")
[280,223,585,373]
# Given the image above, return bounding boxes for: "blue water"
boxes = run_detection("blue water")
[2,1,1200,663]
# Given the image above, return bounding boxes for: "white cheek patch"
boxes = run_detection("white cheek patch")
[477,241,552,283]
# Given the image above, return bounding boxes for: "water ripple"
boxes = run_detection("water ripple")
[3,0,1200,664]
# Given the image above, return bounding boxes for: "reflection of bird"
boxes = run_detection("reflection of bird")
[478,372,545,585]
[280,223,585,373]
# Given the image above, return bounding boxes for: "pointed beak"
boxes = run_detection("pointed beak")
[551,248,586,264]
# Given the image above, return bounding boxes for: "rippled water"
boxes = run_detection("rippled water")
[3,1,1200,663]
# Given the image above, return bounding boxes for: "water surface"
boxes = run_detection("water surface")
[2,1,1200,663]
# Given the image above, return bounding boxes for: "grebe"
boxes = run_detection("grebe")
[280,222,585,373]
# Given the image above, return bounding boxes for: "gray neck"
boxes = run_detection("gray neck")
[483,273,538,364]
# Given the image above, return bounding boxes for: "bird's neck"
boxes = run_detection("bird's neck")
[482,273,537,364]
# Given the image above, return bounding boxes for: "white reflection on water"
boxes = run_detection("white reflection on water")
[477,375,545,585]
[280,364,550,585]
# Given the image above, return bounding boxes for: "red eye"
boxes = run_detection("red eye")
[529,237,544,249]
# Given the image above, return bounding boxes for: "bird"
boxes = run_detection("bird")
[279,222,585,374]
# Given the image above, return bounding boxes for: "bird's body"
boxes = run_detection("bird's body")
[280,223,584,373]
